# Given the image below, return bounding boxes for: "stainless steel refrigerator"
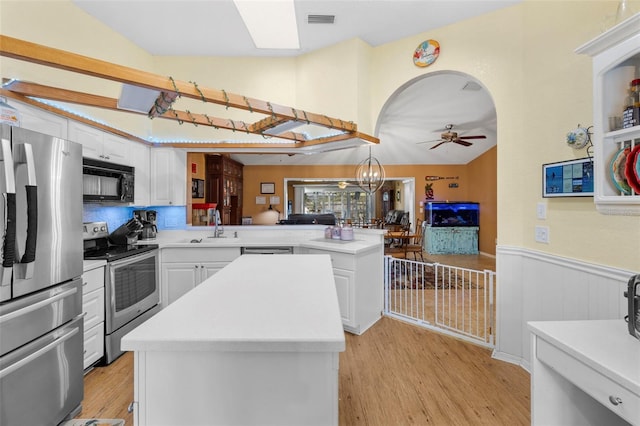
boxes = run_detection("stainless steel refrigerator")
[0,124,84,426]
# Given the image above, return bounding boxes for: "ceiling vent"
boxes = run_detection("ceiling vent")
[308,14,335,24]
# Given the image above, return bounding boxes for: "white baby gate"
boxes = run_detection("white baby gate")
[383,256,495,347]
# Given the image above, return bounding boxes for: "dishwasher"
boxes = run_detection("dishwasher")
[241,247,294,255]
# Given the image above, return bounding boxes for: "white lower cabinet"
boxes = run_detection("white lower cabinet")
[82,265,105,370]
[160,247,241,307]
[301,247,383,335]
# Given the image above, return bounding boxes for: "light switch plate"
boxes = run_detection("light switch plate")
[536,202,547,220]
[535,225,550,243]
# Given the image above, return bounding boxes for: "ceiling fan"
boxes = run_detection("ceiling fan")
[417,124,486,150]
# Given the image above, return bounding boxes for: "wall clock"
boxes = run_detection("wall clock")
[413,40,440,67]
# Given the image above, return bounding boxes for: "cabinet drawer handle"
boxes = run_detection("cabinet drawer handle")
[608,396,623,406]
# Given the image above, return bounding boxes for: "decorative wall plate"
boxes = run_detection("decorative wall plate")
[566,127,590,149]
[413,40,440,67]
[610,147,632,195]
[624,144,640,194]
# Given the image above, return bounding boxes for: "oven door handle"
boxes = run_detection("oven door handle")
[107,248,158,268]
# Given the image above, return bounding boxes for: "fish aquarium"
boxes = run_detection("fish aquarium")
[424,202,479,227]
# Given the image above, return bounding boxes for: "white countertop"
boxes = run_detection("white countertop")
[137,227,384,255]
[528,319,640,395]
[121,254,346,353]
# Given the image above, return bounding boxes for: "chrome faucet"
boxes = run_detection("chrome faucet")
[211,209,224,238]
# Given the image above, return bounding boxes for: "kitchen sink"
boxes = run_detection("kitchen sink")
[176,237,237,244]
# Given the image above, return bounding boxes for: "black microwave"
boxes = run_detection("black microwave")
[82,158,134,203]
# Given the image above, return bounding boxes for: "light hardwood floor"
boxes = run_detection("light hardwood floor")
[78,253,529,425]
[78,322,529,425]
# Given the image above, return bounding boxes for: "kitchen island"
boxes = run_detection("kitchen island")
[121,254,345,426]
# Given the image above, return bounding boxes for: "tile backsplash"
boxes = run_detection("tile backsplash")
[83,205,186,232]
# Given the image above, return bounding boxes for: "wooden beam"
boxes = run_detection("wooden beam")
[155,107,310,142]
[2,87,377,153]
[1,80,311,141]
[0,35,360,134]
[2,79,120,111]
[0,88,151,145]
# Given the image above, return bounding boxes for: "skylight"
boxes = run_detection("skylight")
[233,0,300,49]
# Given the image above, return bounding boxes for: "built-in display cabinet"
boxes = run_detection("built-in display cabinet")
[576,14,640,215]
[205,154,244,225]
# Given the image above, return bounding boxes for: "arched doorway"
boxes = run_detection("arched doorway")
[374,71,497,256]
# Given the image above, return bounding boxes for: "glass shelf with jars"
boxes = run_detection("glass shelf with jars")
[576,13,640,215]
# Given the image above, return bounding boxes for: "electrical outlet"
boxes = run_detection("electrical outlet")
[535,225,550,243]
[536,202,547,220]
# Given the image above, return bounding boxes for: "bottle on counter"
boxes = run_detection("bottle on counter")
[623,85,636,128]
[632,78,640,126]
[340,224,354,241]
[331,226,342,240]
[324,226,333,239]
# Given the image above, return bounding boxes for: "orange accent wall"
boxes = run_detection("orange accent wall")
[467,147,497,255]
[241,148,497,255]
[186,152,206,224]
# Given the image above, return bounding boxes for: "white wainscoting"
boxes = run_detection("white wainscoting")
[493,245,635,371]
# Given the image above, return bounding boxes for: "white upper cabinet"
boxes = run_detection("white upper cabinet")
[8,100,68,139]
[129,142,151,206]
[68,121,130,165]
[150,148,186,206]
[576,14,640,215]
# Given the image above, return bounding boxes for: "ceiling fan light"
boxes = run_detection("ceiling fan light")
[461,81,482,91]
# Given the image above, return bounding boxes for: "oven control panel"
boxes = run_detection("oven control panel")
[83,221,109,240]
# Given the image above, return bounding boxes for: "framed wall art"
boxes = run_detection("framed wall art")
[191,178,204,198]
[542,158,594,197]
[260,182,275,194]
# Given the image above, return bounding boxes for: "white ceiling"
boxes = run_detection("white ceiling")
[70,0,513,165]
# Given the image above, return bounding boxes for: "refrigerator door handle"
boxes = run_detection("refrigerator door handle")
[0,285,78,324]
[0,326,79,379]
[0,138,16,292]
[13,143,37,279]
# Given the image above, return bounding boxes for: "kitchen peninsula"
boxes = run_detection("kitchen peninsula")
[121,254,345,426]
[140,225,385,335]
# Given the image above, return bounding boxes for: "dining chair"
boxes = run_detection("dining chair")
[384,228,410,258]
[404,219,425,261]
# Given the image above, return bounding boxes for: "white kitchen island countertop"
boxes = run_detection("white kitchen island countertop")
[121,254,346,353]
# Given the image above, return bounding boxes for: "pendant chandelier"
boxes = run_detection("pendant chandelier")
[355,147,385,193]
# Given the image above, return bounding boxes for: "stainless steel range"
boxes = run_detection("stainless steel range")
[83,221,161,364]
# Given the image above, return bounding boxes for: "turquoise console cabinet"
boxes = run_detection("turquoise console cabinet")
[423,202,479,254]
[424,227,479,254]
